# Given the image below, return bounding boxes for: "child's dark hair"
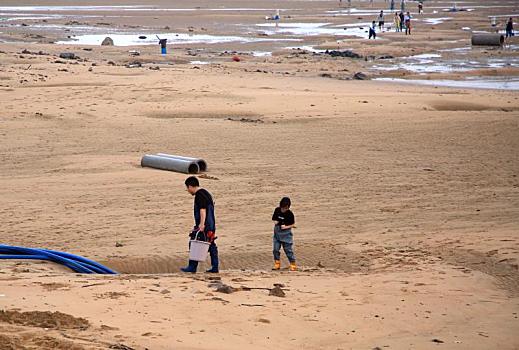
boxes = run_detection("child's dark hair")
[185,176,199,187]
[279,197,291,208]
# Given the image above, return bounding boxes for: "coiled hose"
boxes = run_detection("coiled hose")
[0,245,117,274]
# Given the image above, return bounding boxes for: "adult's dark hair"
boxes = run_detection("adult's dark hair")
[185,176,199,187]
[280,197,291,208]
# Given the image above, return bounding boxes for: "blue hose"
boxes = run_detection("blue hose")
[0,245,117,274]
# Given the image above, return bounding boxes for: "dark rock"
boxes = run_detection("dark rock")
[216,284,236,294]
[319,73,333,78]
[126,61,142,68]
[432,339,444,343]
[101,37,114,46]
[59,52,76,59]
[378,55,394,59]
[269,286,285,298]
[353,72,368,80]
[138,35,147,39]
[109,344,135,350]
[324,50,362,59]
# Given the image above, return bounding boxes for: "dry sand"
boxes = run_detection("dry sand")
[0,0,518,349]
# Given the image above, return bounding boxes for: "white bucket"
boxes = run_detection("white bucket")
[189,237,210,262]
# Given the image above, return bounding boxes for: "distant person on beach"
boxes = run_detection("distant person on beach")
[272,197,297,271]
[400,0,406,12]
[394,12,401,32]
[418,1,423,14]
[158,38,167,55]
[378,11,385,31]
[506,17,514,38]
[399,11,405,31]
[181,176,219,273]
[404,11,412,35]
[369,20,377,39]
[390,0,395,11]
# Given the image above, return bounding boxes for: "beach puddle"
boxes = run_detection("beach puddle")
[375,77,519,90]
[326,8,384,17]
[0,5,292,14]
[0,5,148,12]
[190,60,210,65]
[285,45,327,53]
[251,51,272,57]
[372,51,519,73]
[57,32,300,46]
[421,17,452,25]
[256,22,368,38]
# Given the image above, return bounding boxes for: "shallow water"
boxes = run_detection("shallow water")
[372,50,519,73]
[285,45,327,53]
[375,77,519,90]
[256,22,369,38]
[421,17,452,25]
[251,51,272,57]
[57,32,301,46]
[0,6,147,11]
[0,6,290,13]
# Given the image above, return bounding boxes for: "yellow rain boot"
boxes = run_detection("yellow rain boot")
[273,260,281,270]
[289,261,297,271]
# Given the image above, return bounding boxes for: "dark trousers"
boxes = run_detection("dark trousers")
[186,240,219,272]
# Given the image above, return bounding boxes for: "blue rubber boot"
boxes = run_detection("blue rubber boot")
[180,260,198,273]
[205,243,219,273]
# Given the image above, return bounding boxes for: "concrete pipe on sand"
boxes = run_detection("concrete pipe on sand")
[471,33,505,46]
[156,153,207,172]
[141,155,200,174]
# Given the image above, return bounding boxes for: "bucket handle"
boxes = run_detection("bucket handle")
[192,229,204,242]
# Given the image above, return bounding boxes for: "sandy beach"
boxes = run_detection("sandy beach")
[1,0,518,349]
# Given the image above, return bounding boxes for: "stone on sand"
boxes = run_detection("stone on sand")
[101,37,114,46]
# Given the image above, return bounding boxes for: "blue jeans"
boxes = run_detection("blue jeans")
[273,226,295,262]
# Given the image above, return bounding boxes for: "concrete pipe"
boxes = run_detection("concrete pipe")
[471,34,504,46]
[156,153,207,172]
[141,155,199,174]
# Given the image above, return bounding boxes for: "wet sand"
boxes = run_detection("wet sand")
[1,0,519,349]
